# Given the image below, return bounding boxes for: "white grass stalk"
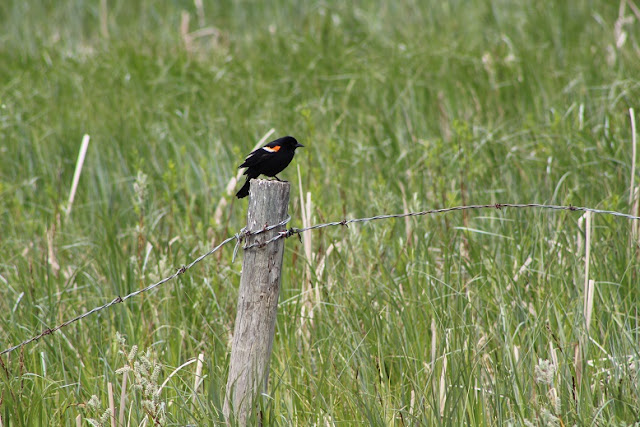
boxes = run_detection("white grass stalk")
[583,211,591,294]
[100,0,109,38]
[578,103,584,130]
[629,108,637,206]
[584,279,595,334]
[66,134,90,216]
[630,108,639,247]
[576,213,585,254]
[180,11,191,52]
[549,342,558,368]
[409,389,415,416]
[213,129,275,224]
[75,414,81,427]
[298,165,315,332]
[40,351,46,377]
[107,382,116,427]
[576,212,595,388]
[192,353,205,405]
[118,370,128,426]
[430,318,437,368]
[576,212,592,387]
[628,0,640,20]
[194,0,205,27]
[574,343,582,388]
[439,350,447,418]
[632,186,640,245]
[159,357,198,394]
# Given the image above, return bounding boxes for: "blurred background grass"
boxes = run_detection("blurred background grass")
[1,0,639,425]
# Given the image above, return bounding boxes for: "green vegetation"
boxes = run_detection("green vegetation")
[1,0,639,424]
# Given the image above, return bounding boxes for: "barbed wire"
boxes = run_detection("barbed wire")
[0,216,291,357]
[2,203,639,356]
[243,203,640,249]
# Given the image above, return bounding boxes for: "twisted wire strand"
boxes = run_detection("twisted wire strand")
[244,203,640,248]
[2,203,638,356]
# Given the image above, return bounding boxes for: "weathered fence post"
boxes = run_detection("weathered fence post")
[224,179,290,425]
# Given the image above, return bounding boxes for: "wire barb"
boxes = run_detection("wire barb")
[242,215,292,250]
[2,203,640,356]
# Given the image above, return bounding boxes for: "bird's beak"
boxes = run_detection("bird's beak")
[296,143,304,148]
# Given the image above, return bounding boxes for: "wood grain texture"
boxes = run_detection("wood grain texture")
[224,179,291,425]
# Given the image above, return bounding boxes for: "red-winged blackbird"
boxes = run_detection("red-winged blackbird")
[236,136,304,199]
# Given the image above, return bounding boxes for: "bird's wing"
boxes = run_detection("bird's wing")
[238,146,274,169]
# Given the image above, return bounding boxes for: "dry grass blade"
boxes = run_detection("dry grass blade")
[118,371,128,426]
[584,279,595,334]
[100,0,109,38]
[584,211,592,298]
[158,357,199,394]
[629,108,637,206]
[439,335,448,418]
[192,353,205,405]
[107,382,116,427]
[66,134,90,217]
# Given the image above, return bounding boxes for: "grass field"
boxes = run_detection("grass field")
[1,0,640,425]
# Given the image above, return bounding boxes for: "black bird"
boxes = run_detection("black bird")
[236,136,304,199]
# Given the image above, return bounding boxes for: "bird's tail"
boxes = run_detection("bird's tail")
[236,177,253,198]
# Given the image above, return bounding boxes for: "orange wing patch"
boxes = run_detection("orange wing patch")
[263,145,281,153]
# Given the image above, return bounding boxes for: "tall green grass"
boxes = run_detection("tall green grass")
[1,0,639,425]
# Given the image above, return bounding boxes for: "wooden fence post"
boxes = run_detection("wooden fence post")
[224,179,290,425]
